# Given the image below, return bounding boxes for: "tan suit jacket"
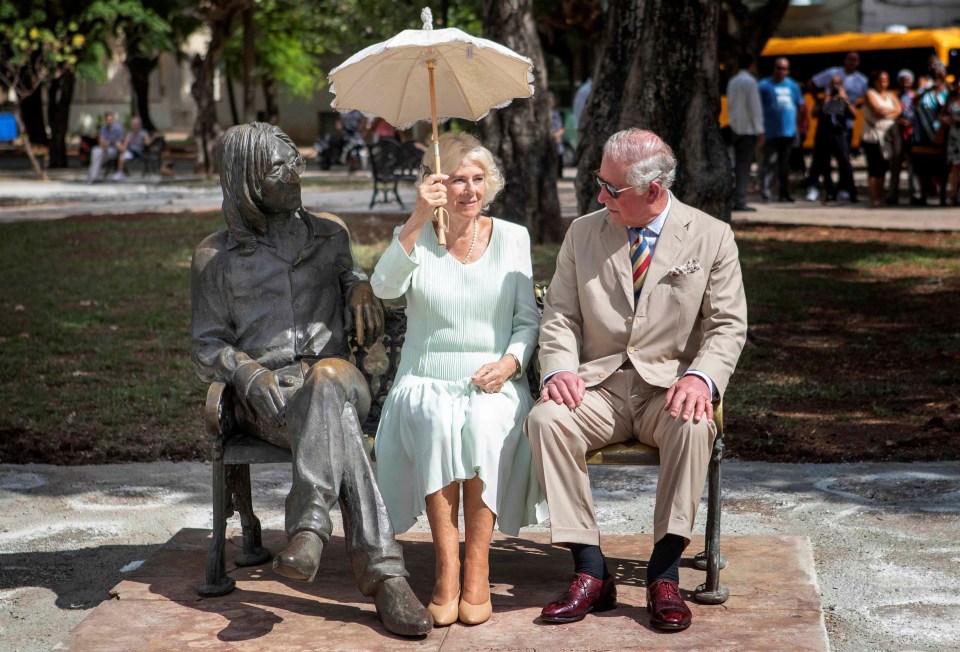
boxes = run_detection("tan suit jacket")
[538,196,748,399]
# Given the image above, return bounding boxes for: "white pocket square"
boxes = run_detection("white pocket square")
[667,260,701,276]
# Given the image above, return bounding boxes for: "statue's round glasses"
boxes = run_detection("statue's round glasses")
[272,156,306,183]
[593,169,661,199]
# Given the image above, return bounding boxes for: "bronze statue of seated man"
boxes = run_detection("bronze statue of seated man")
[191,121,432,636]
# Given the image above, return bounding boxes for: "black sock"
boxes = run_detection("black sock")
[646,534,685,584]
[569,544,609,580]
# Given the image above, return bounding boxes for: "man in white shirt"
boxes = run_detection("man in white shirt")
[726,53,765,211]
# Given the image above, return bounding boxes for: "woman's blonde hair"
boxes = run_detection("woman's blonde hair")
[421,131,504,209]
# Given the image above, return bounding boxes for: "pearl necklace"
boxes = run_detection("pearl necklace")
[460,217,479,264]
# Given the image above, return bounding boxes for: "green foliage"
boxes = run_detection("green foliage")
[0,0,163,97]
[119,0,199,62]
[220,0,482,100]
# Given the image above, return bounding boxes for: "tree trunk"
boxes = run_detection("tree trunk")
[242,8,256,122]
[13,108,47,180]
[480,0,564,244]
[192,0,249,175]
[19,90,49,148]
[576,0,732,222]
[719,0,791,71]
[190,54,217,175]
[47,71,75,169]
[127,56,159,132]
[226,75,240,125]
[262,73,278,124]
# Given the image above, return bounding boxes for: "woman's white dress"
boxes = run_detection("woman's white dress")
[370,218,547,535]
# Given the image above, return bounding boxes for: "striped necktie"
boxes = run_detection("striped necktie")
[629,227,651,304]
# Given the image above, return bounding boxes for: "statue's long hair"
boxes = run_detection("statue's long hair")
[216,122,298,255]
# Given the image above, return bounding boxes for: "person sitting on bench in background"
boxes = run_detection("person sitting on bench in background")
[86,111,125,184]
[115,117,156,178]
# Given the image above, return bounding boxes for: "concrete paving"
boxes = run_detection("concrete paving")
[58,529,826,651]
[1,159,958,229]
[2,461,960,651]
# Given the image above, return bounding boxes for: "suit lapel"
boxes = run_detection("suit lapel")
[638,200,690,306]
[599,212,635,306]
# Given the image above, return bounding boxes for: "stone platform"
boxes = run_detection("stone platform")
[55,528,828,651]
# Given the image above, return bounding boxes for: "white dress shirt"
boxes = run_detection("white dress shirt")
[726,69,764,136]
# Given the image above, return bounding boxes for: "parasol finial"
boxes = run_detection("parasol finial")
[421,7,433,30]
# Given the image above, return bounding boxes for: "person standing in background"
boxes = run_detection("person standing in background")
[940,84,960,206]
[862,70,902,208]
[573,77,593,129]
[727,53,765,212]
[812,51,869,153]
[887,69,918,205]
[802,74,857,204]
[758,58,805,202]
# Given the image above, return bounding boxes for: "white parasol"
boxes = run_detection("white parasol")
[328,7,534,245]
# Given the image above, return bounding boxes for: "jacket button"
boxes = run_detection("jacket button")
[627,346,635,354]
[599,372,606,379]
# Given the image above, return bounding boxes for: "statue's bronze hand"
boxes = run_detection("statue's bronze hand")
[350,283,385,347]
[235,362,286,428]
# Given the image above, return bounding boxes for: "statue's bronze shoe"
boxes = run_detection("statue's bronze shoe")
[373,577,433,636]
[272,531,323,582]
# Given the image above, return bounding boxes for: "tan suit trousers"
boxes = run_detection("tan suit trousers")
[526,368,716,546]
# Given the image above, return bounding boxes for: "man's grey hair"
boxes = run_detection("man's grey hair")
[603,129,676,193]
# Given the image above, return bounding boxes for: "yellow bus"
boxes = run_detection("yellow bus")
[758,28,960,148]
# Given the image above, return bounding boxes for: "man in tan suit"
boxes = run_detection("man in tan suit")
[527,129,747,631]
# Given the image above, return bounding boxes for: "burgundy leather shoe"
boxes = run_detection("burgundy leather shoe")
[541,573,617,623]
[646,579,692,631]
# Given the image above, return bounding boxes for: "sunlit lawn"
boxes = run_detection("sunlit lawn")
[0,215,957,464]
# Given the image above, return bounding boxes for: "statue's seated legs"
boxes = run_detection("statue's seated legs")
[235,358,431,635]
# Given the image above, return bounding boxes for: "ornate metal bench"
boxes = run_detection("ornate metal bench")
[198,305,727,604]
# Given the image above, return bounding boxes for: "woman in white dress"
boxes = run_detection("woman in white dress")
[371,132,545,627]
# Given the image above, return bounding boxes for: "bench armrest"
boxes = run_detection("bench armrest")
[204,381,237,439]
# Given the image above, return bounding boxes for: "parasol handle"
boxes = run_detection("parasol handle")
[427,60,447,247]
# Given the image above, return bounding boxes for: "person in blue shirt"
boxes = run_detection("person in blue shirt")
[85,112,126,184]
[758,57,805,202]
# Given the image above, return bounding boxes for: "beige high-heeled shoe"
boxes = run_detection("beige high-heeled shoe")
[458,596,492,625]
[427,592,460,627]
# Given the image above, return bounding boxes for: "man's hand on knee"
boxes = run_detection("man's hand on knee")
[663,375,713,423]
[541,371,586,409]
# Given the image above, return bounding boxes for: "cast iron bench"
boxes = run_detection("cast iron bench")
[198,305,728,604]
[367,138,423,209]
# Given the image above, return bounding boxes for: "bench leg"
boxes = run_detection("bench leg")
[228,463,272,567]
[694,435,729,604]
[198,447,236,596]
[392,180,404,209]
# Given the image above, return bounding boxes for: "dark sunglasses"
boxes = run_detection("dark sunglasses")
[593,169,660,199]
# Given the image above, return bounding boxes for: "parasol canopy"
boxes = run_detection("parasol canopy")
[328,8,534,130]
[328,8,534,245]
